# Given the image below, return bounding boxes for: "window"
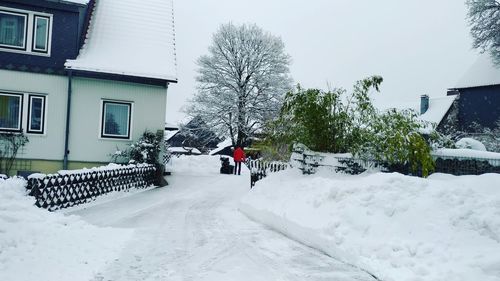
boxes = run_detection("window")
[101,101,132,139]
[0,7,51,56]
[0,93,23,131]
[27,95,45,134]
[0,10,27,50]
[32,16,49,53]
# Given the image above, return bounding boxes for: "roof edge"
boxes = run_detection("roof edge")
[65,66,178,84]
[68,69,177,87]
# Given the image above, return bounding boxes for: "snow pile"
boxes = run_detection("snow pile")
[0,178,133,281]
[169,155,222,176]
[456,138,487,151]
[240,169,500,281]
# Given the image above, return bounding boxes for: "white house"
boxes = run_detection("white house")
[0,0,177,175]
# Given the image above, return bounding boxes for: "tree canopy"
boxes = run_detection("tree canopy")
[467,0,500,63]
[187,23,293,147]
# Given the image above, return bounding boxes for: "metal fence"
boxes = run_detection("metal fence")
[246,159,289,187]
[291,144,500,177]
[432,155,500,175]
[27,164,156,211]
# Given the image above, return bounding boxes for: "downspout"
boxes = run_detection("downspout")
[63,70,73,170]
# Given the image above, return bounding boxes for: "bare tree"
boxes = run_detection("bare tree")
[467,0,500,63]
[187,23,293,147]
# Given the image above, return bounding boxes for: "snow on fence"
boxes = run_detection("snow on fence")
[291,144,500,176]
[246,159,289,187]
[26,164,156,211]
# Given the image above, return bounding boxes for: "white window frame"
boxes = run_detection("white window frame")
[0,90,48,135]
[27,94,46,134]
[0,9,28,51]
[0,92,23,132]
[100,100,133,140]
[32,15,50,54]
[0,6,52,56]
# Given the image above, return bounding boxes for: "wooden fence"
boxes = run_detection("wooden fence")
[27,164,156,211]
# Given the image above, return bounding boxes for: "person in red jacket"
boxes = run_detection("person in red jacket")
[233,146,246,175]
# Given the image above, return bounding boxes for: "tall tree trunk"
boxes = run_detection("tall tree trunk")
[237,97,246,147]
[228,112,235,147]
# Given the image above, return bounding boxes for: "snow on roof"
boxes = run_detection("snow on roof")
[375,95,456,134]
[164,130,178,141]
[209,138,233,156]
[420,96,456,124]
[165,122,179,130]
[168,147,201,155]
[454,54,500,89]
[65,0,177,81]
[61,0,90,5]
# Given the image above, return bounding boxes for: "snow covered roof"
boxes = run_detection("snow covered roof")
[60,0,90,5]
[209,139,233,156]
[420,96,456,124]
[165,122,179,130]
[164,130,178,142]
[168,147,201,155]
[454,54,500,89]
[65,0,177,81]
[375,95,456,133]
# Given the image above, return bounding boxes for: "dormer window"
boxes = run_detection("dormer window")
[0,7,52,56]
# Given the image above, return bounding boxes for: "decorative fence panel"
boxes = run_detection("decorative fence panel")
[27,164,156,211]
[246,159,289,187]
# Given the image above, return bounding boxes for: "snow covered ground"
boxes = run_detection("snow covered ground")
[3,154,499,280]
[69,155,375,280]
[241,167,500,281]
[0,177,132,281]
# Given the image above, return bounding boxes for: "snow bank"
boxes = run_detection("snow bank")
[240,169,500,281]
[0,178,133,281]
[169,155,222,176]
[456,138,487,151]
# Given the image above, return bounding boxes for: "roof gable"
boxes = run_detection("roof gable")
[65,0,177,82]
[454,54,500,89]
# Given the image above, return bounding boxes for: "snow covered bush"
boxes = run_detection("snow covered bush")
[365,109,435,176]
[271,76,382,154]
[113,130,163,166]
[268,77,435,176]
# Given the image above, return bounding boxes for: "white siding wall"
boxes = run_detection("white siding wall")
[69,77,167,162]
[0,70,168,163]
[0,69,67,160]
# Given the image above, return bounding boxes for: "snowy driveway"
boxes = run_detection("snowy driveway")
[70,165,375,281]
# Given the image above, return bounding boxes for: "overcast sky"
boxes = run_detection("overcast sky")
[166,0,479,125]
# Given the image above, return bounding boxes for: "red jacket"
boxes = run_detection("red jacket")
[233,147,246,162]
